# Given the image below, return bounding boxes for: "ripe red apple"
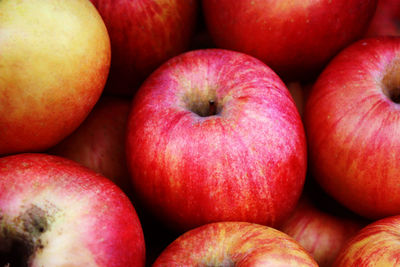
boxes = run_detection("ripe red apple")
[365,0,400,37]
[202,0,377,81]
[89,0,197,95]
[280,196,364,267]
[49,96,133,196]
[0,153,145,267]
[305,37,400,220]
[153,222,318,266]
[333,215,400,266]
[126,49,307,232]
[0,0,111,155]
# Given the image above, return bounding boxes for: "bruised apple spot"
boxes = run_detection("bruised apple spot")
[0,205,53,267]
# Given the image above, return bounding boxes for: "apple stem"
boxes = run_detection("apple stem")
[209,100,217,116]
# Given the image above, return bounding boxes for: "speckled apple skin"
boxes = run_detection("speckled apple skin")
[153,222,318,266]
[305,37,400,219]
[202,0,377,80]
[126,49,307,232]
[334,215,400,266]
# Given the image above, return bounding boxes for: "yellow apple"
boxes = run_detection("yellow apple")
[0,0,111,155]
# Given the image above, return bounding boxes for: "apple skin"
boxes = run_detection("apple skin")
[49,96,133,196]
[152,222,318,266]
[0,153,145,267]
[126,49,307,232]
[305,37,400,220]
[89,0,197,95]
[0,0,111,155]
[365,0,400,37]
[280,196,364,267]
[333,215,400,266]
[202,0,377,81]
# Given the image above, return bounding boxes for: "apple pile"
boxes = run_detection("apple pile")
[1,0,400,266]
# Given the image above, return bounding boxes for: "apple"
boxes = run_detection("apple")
[49,96,133,196]
[152,221,318,266]
[280,196,364,267]
[89,0,198,95]
[0,0,111,156]
[305,37,400,220]
[365,0,400,37]
[333,215,400,266]
[126,49,307,232]
[202,0,378,81]
[0,153,145,267]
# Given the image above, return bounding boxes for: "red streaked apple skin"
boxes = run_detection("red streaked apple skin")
[153,222,318,266]
[49,96,133,196]
[0,0,110,155]
[333,215,400,266]
[202,0,377,80]
[126,49,307,232]
[89,0,197,95]
[365,0,400,37]
[305,37,400,220]
[0,153,145,267]
[280,197,364,267]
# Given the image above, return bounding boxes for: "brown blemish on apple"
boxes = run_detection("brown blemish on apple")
[0,205,53,267]
[23,206,44,231]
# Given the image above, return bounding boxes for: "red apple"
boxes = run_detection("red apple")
[280,196,364,267]
[0,0,111,155]
[89,0,197,95]
[153,222,318,266]
[49,96,133,196]
[126,49,307,232]
[202,0,377,81]
[334,215,400,266]
[365,0,400,37]
[305,37,400,220]
[0,153,145,267]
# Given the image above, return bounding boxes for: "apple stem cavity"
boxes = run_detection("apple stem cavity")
[208,99,217,116]
[187,98,219,117]
[389,90,400,103]
[383,60,400,104]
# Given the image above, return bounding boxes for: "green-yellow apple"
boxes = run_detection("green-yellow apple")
[0,0,111,155]
[126,49,307,232]
[0,153,145,267]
